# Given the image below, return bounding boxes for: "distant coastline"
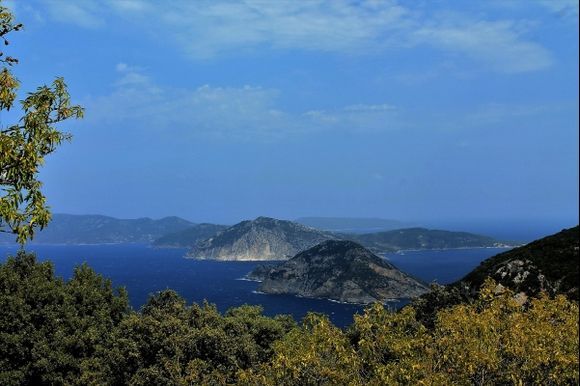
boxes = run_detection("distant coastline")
[0,242,518,256]
[388,245,517,254]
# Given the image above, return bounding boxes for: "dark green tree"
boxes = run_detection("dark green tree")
[0,252,129,385]
[94,292,295,385]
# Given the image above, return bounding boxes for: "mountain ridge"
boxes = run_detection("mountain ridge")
[1,214,515,257]
[347,227,514,253]
[186,216,337,261]
[0,214,195,244]
[185,217,512,261]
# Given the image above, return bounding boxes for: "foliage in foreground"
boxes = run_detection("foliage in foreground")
[0,252,578,385]
[0,2,83,244]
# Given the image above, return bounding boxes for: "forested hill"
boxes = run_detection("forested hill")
[348,227,512,252]
[411,226,579,326]
[0,214,194,244]
[461,225,579,300]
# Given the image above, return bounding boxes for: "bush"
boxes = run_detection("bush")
[1,254,578,385]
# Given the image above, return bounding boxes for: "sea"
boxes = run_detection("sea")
[0,244,510,328]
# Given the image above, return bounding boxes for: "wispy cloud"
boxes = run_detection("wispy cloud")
[85,65,400,141]
[304,104,400,133]
[535,0,579,19]
[413,19,553,73]
[86,63,571,141]
[34,0,556,73]
[42,0,105,28]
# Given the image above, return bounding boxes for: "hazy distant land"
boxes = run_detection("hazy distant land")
[0,214,194,245]
[0,214,516,259]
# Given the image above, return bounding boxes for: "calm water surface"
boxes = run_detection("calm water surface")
[0,244,509,327]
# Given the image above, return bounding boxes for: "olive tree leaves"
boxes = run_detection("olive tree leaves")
[0,3,83,244]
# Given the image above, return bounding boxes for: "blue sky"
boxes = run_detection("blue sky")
[3,0,579,227]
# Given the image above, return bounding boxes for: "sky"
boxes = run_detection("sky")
[2,0,579,228]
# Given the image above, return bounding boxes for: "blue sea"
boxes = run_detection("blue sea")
[0,244,510,327]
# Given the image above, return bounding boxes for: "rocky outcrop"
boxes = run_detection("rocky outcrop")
[411,226,579,327]
[245,264,276,281]
[461,226,579,300]
[254,240,429,303]
[186,217,337,261]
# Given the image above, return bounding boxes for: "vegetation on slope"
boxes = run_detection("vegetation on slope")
[1,252,577,385]
[462,226,579,300]
[0,252,295,385]
[411,226,579,327]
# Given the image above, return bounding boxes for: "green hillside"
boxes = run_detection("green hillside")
[462,226,579,300]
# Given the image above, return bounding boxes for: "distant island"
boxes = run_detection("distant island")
[248,226,578,309]
[0,214,194,245]
[0,214,517,259]
[347,227,514,253]
[248,240,429,303]
[294,216,415,233]
[186,217,336,261]
[184,217,514,261]
[153,223,228,248]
